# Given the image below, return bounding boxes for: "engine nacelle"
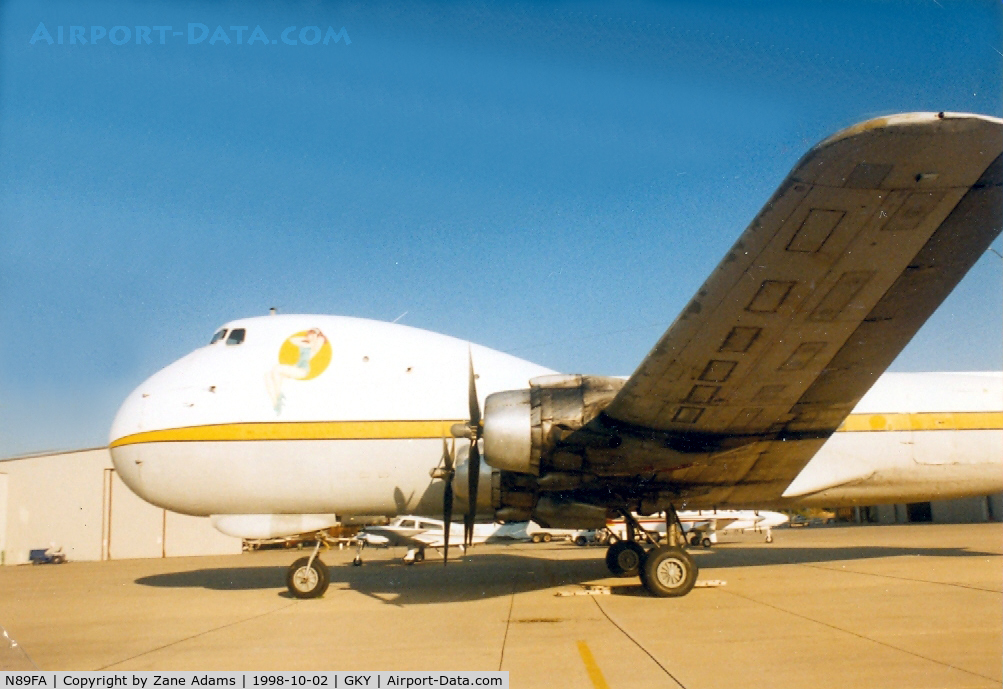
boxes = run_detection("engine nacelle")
[482,374,624,476]
[532,496,608,530]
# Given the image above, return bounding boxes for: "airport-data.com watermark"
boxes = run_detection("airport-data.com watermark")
[29,22,351,46]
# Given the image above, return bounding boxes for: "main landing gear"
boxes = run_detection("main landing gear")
[604,506,698,597]
[286,537,331,599]
[403,547,426,564]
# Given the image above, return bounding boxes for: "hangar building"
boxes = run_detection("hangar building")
[0,448,240,565]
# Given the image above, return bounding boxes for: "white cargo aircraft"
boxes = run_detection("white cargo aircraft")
[109,112,1003,599]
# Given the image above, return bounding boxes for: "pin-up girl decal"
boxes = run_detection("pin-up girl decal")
[266,329,331,413]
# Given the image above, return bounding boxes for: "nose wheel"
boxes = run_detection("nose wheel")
[286,539,330,599]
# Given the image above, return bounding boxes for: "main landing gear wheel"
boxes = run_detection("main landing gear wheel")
[689,534,701,547]
[701,537,712,548]
[286,556,330,599]
[639,546,697,598]
[605,541,646,578]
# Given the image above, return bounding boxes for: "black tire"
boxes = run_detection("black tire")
[605,541,645,577]
[286,556,330,599]
[639,546,697,597]
[352,556,362,567]
[414,549,425,563]
[701,537,712,548]
[574,535,588,547]
[689,534,701,547]
[542,533,552,543]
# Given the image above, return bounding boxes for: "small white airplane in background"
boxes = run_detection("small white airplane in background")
[597,511,790,548]
[109,112,1003,599]
[679,510,789,546]
[354,516,504,566]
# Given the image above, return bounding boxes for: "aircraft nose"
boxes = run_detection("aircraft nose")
[108,389,148,498]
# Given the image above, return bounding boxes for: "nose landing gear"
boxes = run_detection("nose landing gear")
[286,537,331,599]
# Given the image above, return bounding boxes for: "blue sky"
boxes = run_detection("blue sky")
[2,0,1001,457]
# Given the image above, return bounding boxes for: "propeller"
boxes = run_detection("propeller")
[429,437,455,565]
[452,350,482,548]
[437,350,483,556]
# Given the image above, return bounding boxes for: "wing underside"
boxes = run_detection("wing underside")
[600,113,1002,506]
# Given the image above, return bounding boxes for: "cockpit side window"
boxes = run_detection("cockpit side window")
[210,328,227,344]
[399,519,416,528]
[225,328,246,345]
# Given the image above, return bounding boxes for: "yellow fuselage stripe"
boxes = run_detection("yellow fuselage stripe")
[109,412,1002,448]
[836,411,1003,432]
[109,420,466,448]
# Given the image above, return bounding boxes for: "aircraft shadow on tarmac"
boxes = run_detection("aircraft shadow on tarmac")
[134,542,997,605]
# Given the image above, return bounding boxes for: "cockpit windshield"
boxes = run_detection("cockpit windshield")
[210,328,227,344]
[226,328,246,345]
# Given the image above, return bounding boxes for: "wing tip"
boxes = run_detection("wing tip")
[820,111,1003,147]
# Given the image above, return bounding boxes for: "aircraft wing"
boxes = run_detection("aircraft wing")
[601,112,1002,506]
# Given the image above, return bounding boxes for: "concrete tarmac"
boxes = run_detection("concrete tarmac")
[1,523,1000,688]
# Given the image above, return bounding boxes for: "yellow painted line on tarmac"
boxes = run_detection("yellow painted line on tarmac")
[576,640,611,689]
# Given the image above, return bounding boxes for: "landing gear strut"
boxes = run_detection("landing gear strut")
[351,535,367,566]
[603,505,699,597]
[286,537,331,599]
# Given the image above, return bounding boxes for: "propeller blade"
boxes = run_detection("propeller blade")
[443,476,453,566]
[441,437,454,565]
[467,349,481,429]
[464,350,482,548]
[442,437,454,471]
[465,439,480,547]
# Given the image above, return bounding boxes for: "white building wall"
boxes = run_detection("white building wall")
[0,473,8,564]
[0,448,240,565]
